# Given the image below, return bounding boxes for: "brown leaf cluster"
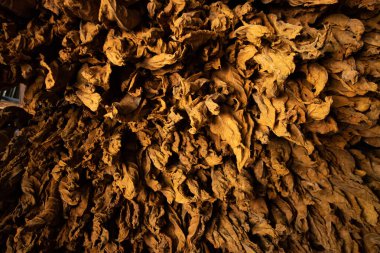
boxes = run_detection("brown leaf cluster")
[0,0,379,252]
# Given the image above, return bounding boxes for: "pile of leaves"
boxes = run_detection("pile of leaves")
[0,0,379,252]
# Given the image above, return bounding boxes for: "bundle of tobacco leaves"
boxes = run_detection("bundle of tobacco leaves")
[0,0,379,252]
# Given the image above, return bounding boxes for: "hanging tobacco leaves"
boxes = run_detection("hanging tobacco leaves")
[0,0,379,252]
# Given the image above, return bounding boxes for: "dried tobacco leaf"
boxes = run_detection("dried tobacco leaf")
[0,0,379,252]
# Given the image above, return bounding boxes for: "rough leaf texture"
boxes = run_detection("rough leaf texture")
[0,0,379,252]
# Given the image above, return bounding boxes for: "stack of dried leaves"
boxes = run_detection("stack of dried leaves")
[0,0,379,252]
